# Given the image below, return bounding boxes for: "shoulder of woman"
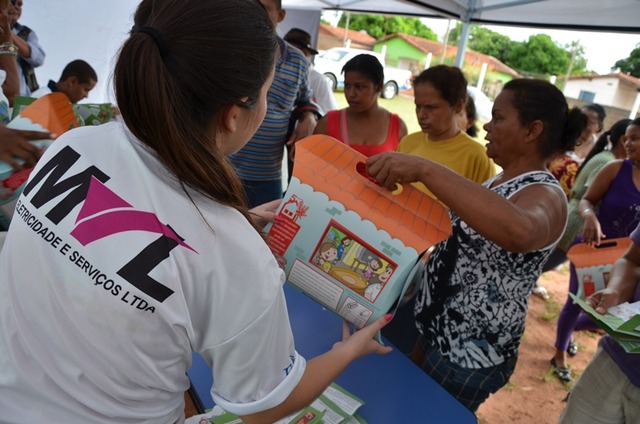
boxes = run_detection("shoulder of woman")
[603,158,626,171]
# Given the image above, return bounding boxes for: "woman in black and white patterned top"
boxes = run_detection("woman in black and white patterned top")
[366,79,587,412]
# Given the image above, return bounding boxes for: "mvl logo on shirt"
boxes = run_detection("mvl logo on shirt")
[22,145,197,303]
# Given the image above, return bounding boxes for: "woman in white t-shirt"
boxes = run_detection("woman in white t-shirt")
[0,1,392,423]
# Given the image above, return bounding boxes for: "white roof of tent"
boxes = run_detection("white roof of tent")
[282,0,640,33]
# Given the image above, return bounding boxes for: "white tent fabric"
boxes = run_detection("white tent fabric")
[282,0,640,33]
[283,0,640,66]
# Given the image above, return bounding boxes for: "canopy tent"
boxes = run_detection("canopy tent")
[282,0,640,66]
[282,0,640,32]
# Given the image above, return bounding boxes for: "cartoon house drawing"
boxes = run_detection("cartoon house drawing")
[280,195,307,222]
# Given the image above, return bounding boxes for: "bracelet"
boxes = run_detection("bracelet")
[581,208,594,217]
[0,42,18,56]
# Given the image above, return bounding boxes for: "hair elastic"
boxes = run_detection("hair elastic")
[133,25,167,57]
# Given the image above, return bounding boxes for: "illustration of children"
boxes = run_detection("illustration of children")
[364,265,393,302]
[362,258,382,282]
[336,237,351,261]
[316,242,338,273]
[378,265,393,284]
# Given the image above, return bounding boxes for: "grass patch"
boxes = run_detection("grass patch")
[502,380,517,392]
[541,297,562,321]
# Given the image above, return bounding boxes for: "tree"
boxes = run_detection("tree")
[614,44,640,77]
[467,26,515,64]
[563,41,590,76]
[508,34,569,76]
[338,14,437,40]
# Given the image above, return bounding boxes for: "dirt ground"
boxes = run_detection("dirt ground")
[476,264,601,424]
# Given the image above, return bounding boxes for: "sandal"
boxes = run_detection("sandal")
[567,340,578,357]
[550,358,571,382]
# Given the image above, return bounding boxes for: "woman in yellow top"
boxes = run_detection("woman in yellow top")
[397,65,496,198]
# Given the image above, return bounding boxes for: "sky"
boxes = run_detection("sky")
[21,1,139,104]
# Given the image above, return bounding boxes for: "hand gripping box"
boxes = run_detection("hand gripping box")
[267,135,451,328]
[567,237,632,299]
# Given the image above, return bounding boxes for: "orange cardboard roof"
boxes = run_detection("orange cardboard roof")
[292,135,451,252]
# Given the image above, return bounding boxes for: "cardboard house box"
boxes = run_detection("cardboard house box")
[567,237,632,299]
[267,135,451,328]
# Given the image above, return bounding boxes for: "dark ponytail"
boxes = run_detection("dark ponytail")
[114,0,277,228]
[577,118,632,177]
[502,79,586,158]
[560,108,587,154]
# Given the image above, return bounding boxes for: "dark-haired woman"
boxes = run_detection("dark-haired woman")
[0,1,392,422]
[314,53,408,156]
[543,119,632,271]
[397,65,495,198]
[535,118,632,301]
[457,93,479,138]
[547,103,606,197]
[573,103,607,161]
[366,78,586,411]
[551,118,640,383]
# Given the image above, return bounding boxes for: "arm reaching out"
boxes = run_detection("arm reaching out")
[240,314,393,424]
[366,152,567,253]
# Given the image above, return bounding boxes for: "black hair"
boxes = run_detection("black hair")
[114,0,277,224]
[502,79,586,158]
[577,118,632,177]
[582,103,606,131]
[59,59,98,84]
[341,54,384,86]
[464,93,478,137]
[412,65,467,107]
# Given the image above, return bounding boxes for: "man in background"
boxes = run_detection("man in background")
[284,27,337,114]
[229,0,321,208]
[10,0,45,96]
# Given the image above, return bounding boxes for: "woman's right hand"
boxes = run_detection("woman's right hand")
[0,124,53,170]
[332,315,394,360]
[587,288,621,314]
[0,5,12,44]
[581,213,605,246]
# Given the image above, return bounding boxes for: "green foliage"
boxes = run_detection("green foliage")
[448,24,581,76]
[338,13,437,40]
[614,43,640,77]
[508,34,570,76]
[467,26,515,64]
[338,14,588,77]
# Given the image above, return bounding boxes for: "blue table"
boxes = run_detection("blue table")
[188,284,477,423]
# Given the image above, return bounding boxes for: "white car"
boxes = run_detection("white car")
[466,85,494,123]
[314,47,413,100]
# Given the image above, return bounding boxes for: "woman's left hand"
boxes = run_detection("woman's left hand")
[249,199,281,229]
